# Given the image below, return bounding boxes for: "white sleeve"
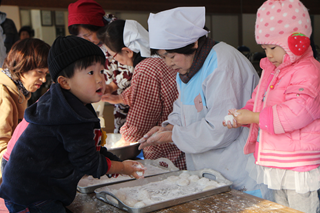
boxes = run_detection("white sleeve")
[172,59,256,154]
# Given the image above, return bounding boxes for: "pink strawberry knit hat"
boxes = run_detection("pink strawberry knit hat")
[255,0,312,62]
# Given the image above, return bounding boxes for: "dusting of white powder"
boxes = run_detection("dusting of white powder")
[108,173,226,207]
[82,163,170,187]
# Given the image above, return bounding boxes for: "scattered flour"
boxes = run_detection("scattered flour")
[108,172,227,208]
[179,172,190,179]
[197,177,210,186]
[176,178,190,186]
[115,190,126,202]
[80,162,171,187]
[188,175,199,182]
[166,175,180,183]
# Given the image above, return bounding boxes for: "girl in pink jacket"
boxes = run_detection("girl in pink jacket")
[225,0,320,212]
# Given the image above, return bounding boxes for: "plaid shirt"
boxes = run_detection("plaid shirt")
[120,57,186,170]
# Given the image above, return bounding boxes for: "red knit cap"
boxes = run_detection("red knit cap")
[68,0,105,27]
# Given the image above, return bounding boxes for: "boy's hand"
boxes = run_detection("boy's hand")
[122,160,145,179]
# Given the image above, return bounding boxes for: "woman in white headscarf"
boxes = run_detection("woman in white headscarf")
[138,7,272,200]
[97,20,186,170]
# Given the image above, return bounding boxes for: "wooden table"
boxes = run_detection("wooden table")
[67,189,302,213]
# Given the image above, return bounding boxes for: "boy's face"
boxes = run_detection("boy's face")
[66,62,105,105]
[261,44,286,67]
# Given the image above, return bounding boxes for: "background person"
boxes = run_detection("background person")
[0,0,19,66]
[68,0,134,133]
[0,38,50,183]
[139,7,271,199]
[97,19,186,170]
[18,26,34,40]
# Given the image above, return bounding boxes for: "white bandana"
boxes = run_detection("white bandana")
[123,20,150,57]
[148,7,208,50]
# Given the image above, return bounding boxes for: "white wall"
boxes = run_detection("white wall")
[0,5,21,30]
[2,6,320,55]
[31,10,56,46]
[115,12,149,30]
[242,14,261,53]
[209,15,239,48]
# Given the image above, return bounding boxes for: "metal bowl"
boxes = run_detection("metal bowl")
[104,133,141,160]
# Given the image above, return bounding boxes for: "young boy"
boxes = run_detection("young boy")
[0,36,144,213]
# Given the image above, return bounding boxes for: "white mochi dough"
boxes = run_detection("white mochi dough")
[143,199,154,206]
[106,195,119,204]
[176,178,190,186]
[124,197,138,207]
[166,175,180,182]
[197,177,210,186]
[137,189,150,200]
[115,190,126,202]
[179,172,190,179]
[188,174,199,182]
[206,180,220,187]
[135,164,144,177]
[224,115,234,125]
[203,184,217,191]
[134,201,146,208]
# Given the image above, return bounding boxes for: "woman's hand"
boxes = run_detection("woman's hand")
[101,94,123,104]
[104,82,118,94]
[138,125,174,150]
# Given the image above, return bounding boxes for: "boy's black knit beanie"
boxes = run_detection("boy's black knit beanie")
[48,35,105,82]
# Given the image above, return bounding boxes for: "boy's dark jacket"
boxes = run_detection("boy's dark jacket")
[0,83,120,205]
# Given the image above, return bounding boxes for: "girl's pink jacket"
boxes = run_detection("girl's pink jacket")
[243,48,320,169]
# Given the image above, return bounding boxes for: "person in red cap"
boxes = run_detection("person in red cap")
[68,0,134,134]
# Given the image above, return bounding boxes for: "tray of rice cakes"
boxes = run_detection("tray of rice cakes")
[77,158,179,193]
[94,169,233,213]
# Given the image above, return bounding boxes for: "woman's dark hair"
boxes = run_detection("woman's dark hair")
[150,26,210,56]
[97,19,145,67]
[58,55,105,81]
[18,26,34,38]
[3,38,50,81]
[68,17,109,36]
[68,24,101,36]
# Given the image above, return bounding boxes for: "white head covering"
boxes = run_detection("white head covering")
[148,7,208,50]
[123,20,150,57]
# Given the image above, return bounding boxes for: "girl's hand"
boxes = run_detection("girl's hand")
[222,109,242,129]
[222,117,241,129]
[122,160,146,179]
[231,109,260,125]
